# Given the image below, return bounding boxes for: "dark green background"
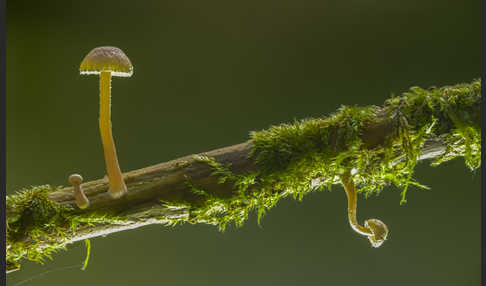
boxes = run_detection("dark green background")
[7,1,480,285]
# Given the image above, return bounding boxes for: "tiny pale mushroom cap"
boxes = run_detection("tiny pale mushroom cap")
[69,174,83,185]
[364,218,389,248]
[80,46,133,77]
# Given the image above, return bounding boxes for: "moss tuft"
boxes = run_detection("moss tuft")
[6,185,72,270]
[6,185,126,270]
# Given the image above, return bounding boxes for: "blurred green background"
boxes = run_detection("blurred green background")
[7,1,480,285]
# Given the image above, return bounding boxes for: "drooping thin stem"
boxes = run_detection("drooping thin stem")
[99,71,127,198]
[341,171,372,236]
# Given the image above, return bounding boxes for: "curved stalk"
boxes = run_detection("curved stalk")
[341,171,372,236]
[341,171,388,247]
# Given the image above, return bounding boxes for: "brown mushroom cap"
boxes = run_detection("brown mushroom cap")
[69,173,83,185]
[364,218,389,248]
[80,46,133,77]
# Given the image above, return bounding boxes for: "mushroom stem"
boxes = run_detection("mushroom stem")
[69,174,90,209]
[99,71,127,198]
[341,171,372,236]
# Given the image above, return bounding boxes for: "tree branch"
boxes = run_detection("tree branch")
[6,79,481,273]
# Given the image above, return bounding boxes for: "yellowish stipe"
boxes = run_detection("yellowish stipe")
[341,172,372,236]
[99,71,127,198]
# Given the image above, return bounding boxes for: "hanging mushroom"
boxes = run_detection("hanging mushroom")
[341,171,389,247]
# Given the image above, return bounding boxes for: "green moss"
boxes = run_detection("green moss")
[7,79,480,270]
[173,79,480,230]
[178,156,250,230]
[6,185,72,269]
[6,185,125,270]
[249,79,480,204]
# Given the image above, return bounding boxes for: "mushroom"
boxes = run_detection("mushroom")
[341,171,388,248]
[80,46,133,198]
[69,173,90,209]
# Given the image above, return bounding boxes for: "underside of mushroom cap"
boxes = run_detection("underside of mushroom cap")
[80,46,133,77]
[364,218,389,248]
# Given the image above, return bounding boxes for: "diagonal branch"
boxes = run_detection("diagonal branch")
[6,79,481,273]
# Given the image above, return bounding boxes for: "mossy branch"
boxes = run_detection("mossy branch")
[6,79,481,272]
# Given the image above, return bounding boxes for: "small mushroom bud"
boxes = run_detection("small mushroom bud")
[341,171,389,248]
[69,174,90,209]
